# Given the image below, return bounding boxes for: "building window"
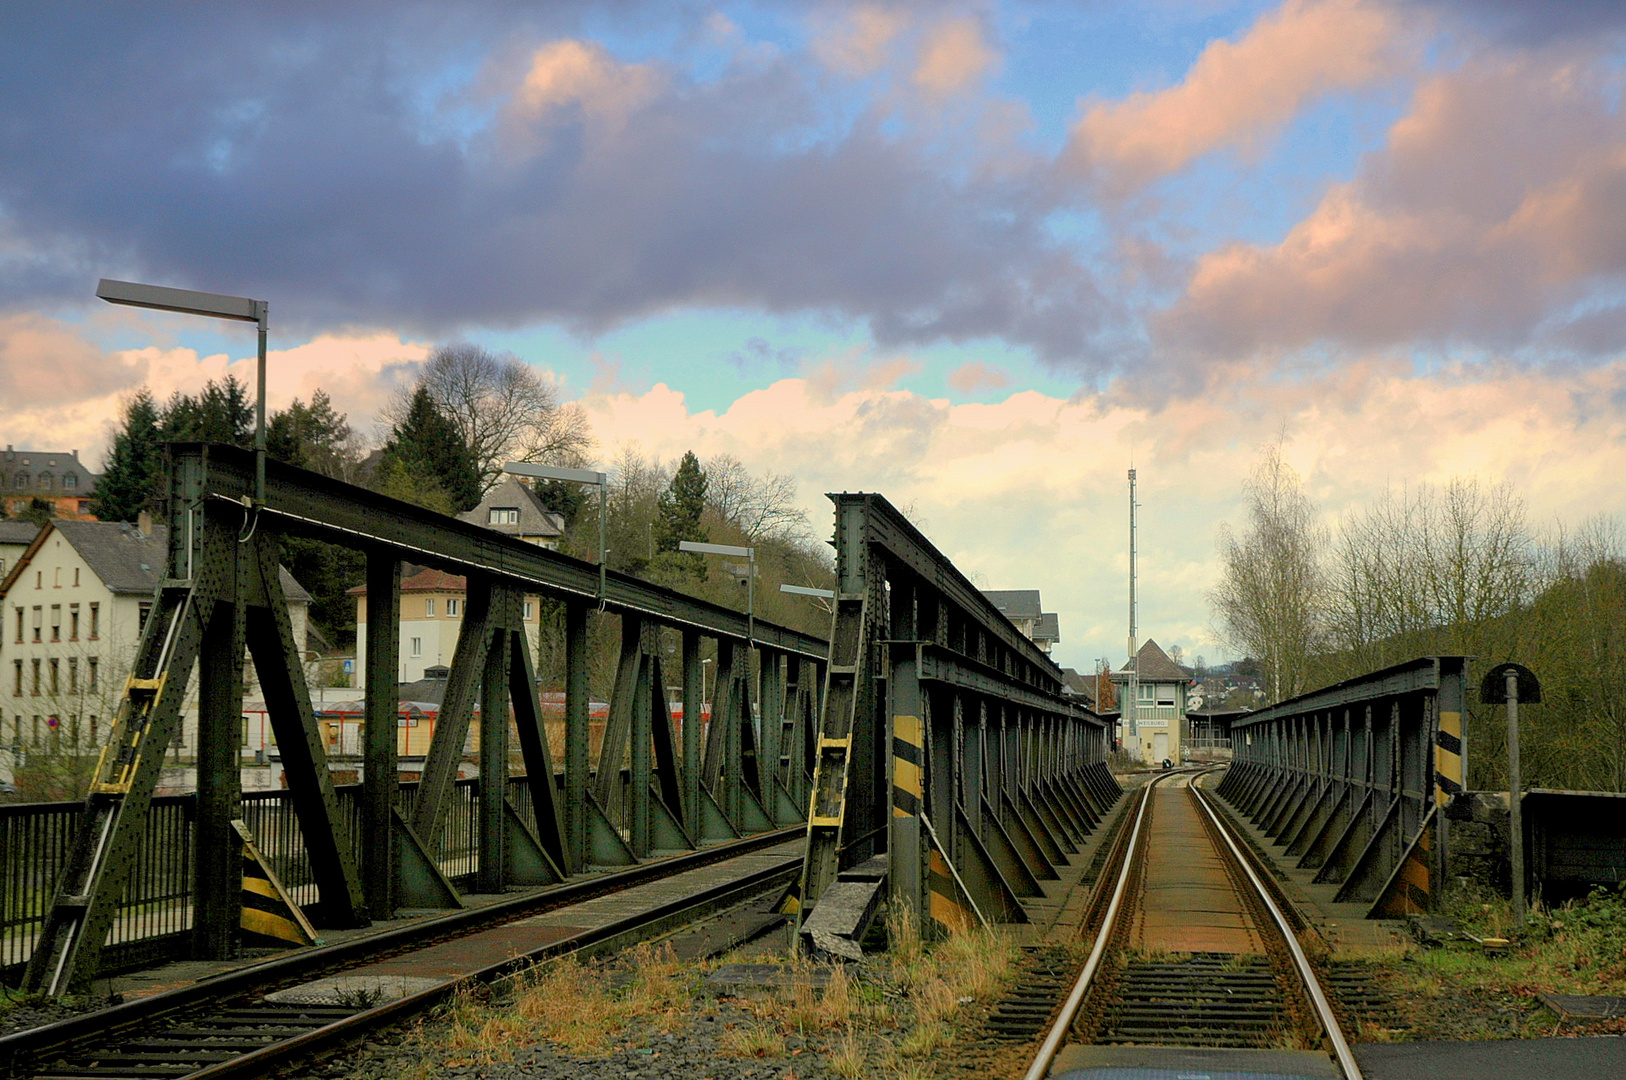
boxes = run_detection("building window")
[1137,683,1154,702]
[138,601,152,632]
[87,657,98,691]
[13,474,25,489]
[11,659,20,697]
[73,568,80,586]
[409,637,423,657]
[50,604,60,641]
[53,567,60,587]
[90,714,98,743]
[1156,686,1175,707]
[88,603,99,640]
[63,474,76,489]
[31,716,40,745]
[48,659,59,694]
[446,599,460,617]
[30,659,40,696]
[13,606,21,643]
[489,507,520,525]
[523,601,534,620]
[31,606,41,642]
[424,599,435,617]
[68,657,78,693]
[69,605,78,640]
[38,473,52,491]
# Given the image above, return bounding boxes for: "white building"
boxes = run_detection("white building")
[0,521,39,582]
[1,519,310,790]
[457,475,566,548]
[980,589,1061,655]
[1111,639,1190,766]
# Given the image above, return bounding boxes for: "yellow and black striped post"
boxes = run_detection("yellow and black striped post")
[231,820,319,947]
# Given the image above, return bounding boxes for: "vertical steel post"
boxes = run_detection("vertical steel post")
[193,562,243,960]
[564,601,589,874]
[630,645,652,856]
[362,554,400,917]
[1506,670,1526,929]
[681,630,703,838]
[477,610,511,893]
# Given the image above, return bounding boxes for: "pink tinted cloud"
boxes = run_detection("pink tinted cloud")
[0,313,144,409]
[1160,47,1626,356]
[811,3,909,78]
[911,16,998,98]
[1064,0,1402,196]
[947,361,1010,394]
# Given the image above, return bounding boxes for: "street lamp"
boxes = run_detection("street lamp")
[97,278,270,503]
[679,541,755,640]
[503,461,608,599]
[779,582,835,617]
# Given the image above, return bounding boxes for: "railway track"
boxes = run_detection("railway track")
[1023,769,1363,1080]
[3,829,802,1080]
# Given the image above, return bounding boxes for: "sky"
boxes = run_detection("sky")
[5,0,1626,677]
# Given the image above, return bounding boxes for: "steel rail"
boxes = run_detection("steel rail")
[2,826,802,1067]
[1021,770,1179,1080]
[1189,780,1363,1080]
[177,855,805,1080]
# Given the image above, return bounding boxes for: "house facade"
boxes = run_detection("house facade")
[1111,638,1189,765]
[1,446,98,520]
[980,589,1061,655]
[350,567,545,684]
[1,520,309,790]
[0,521,39,583]
[456,476,566,549]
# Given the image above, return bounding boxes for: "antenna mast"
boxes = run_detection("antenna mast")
[1126,467,1138,757]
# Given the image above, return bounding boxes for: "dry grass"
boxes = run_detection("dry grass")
[719,1021,787,1057]
[827,1028,868,1078]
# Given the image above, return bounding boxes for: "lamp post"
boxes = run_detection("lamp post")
[97,279,270,504]
[503,461,608,599]
[679,541,755,640]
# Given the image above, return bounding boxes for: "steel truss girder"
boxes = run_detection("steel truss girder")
[174,443,824,660]
[797,493,1115,946]
[1218,656,1468,918]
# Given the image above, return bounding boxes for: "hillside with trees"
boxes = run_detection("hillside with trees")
[1212,447,1626,791]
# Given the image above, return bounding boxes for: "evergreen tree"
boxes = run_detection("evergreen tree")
[268,390,354,478]
[376,387,481,513]
[653,451,708,580]
[91,389,164,522]
[162,376,253,445]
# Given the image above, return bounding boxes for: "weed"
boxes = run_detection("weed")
[719,1021,786,1058]
[827,1028,867,1078]
[898,1019,950,1057]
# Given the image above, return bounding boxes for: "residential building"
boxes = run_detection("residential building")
[0,521,39,582]
[1,446,98,520]
[0,519,310,787]
[1110,639,1190,766]
[350,567,545,684]
[980,589,1061,654]
[457,475,566,549]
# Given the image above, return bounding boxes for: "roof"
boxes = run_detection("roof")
[458,475,566,541]
[1059,667,1095,702]
[981,589,1042,619]
[0,521,41,546]
[1,446,99,495]
[1035,611,1060,643]
[349,566,467,596]
[2,520,310,602]
[1113,638,1189,682]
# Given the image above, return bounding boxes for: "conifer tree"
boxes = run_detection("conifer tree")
[91,389,164,522]
[376,387,481,513]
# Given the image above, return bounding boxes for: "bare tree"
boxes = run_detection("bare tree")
[384,343,592,492]
[704,453,808,543]
[1211,445,1328,702]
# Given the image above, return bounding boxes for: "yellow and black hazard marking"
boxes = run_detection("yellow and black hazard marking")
[892,713,923,820]
[927,847,977,934]
[1371,811,1434,919]
[231,820,319,946]
[1435,709,1463,807]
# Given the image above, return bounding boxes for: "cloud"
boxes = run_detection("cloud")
[911,16,998,98]
[0,313,143,409]
[1405,0,1626,44]
[1064,0,1403,196]
[0,315,428,466]
[811,3,909,77]
[576,353,1626,669]
[947,361,1009,393]
[0,6,1114,371]
[1158,47,1626,357]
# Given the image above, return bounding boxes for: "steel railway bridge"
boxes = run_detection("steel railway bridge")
[8,444,1470,994]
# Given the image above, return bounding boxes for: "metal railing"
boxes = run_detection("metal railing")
[1,773,548,977]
